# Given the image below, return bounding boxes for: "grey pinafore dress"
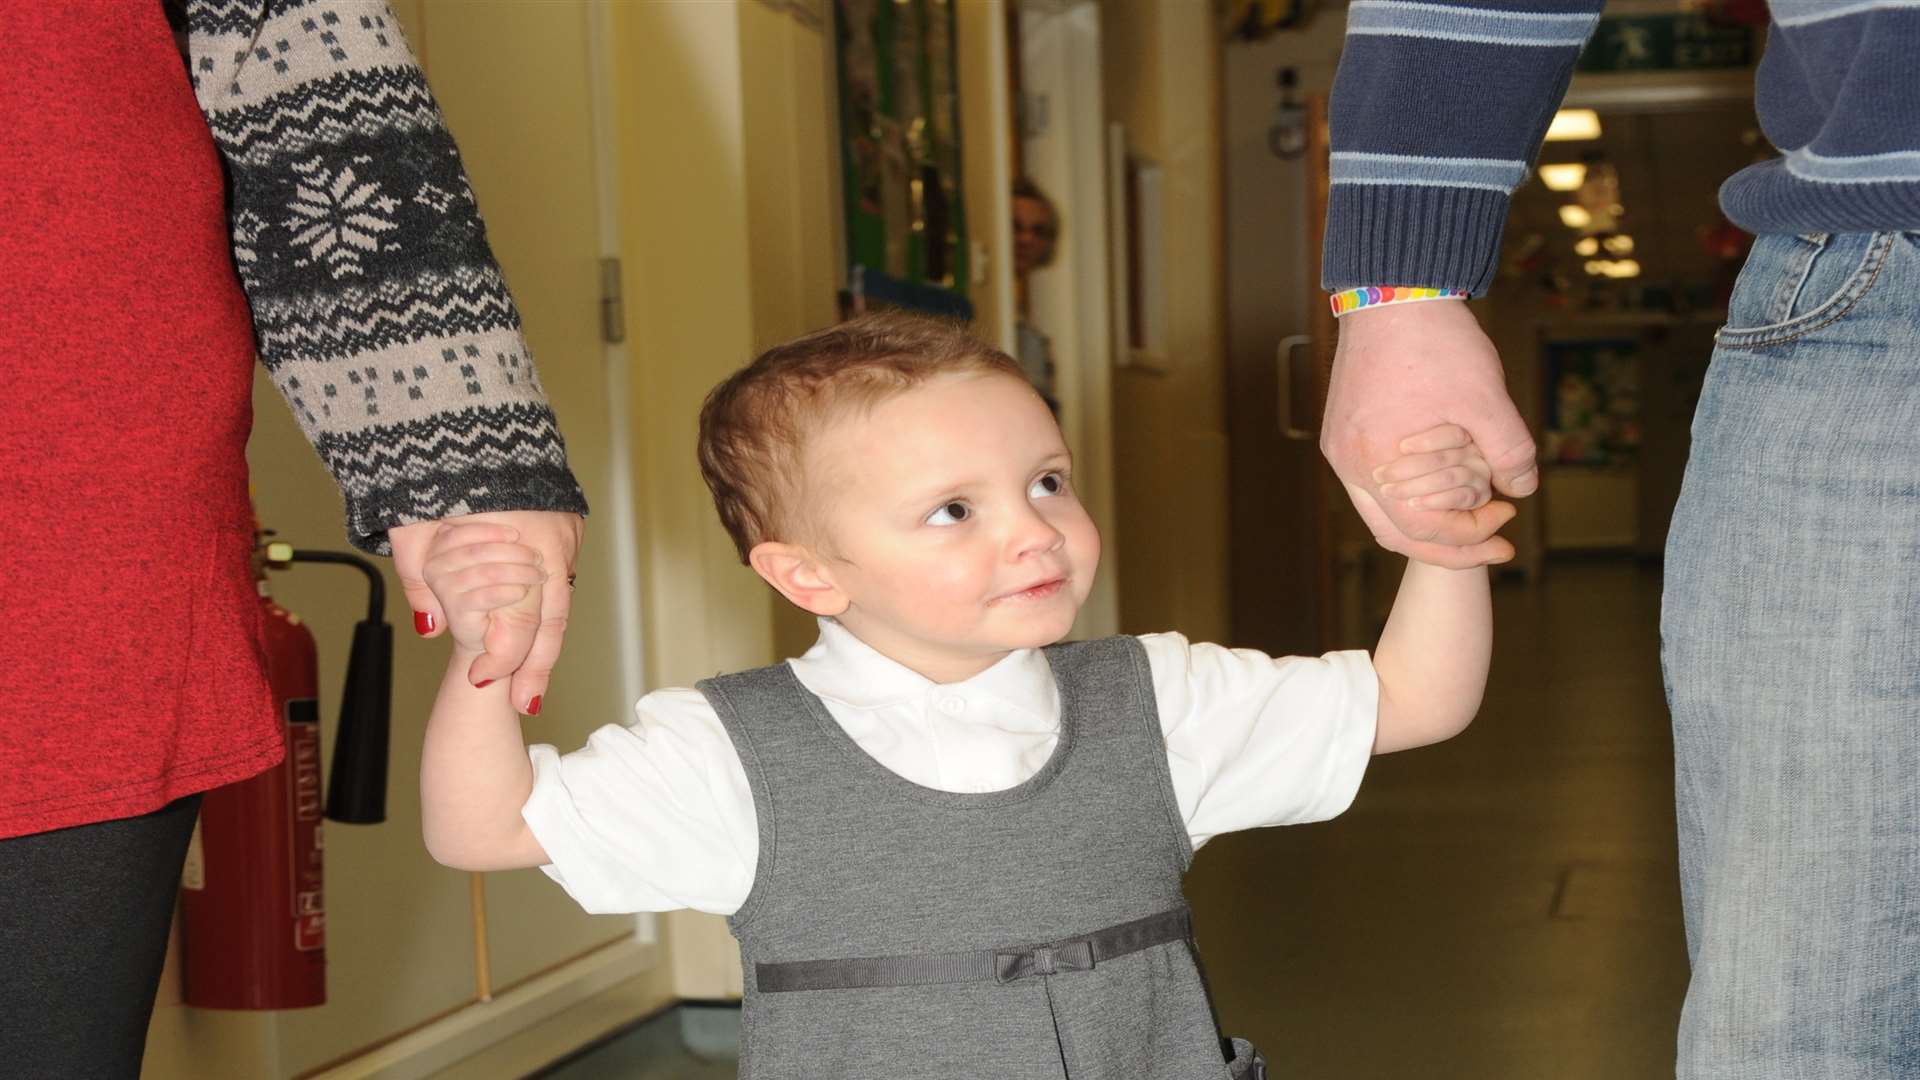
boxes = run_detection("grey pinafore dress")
[699,635,1266,1079]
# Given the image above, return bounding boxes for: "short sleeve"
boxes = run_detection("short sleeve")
[520,687,757,915]
[1140,632,1379,848]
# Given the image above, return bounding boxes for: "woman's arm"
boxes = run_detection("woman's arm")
[182,0,587,556]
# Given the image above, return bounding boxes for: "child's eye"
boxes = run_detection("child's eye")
[1029,472,1067,499]
[926,500,972,526]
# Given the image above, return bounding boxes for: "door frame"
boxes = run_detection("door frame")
[1015,0,1120,639]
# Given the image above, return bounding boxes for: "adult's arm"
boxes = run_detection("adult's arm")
[1321,1,1603,566]
[183,1,586,706]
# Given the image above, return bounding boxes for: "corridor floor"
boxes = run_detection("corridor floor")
[1186,556,1690,1078]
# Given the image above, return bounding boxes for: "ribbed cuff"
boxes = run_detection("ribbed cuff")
[335,414,590,556]
[1321,184,1514,296]
[344,464,588,555]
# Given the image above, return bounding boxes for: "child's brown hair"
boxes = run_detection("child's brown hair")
[697,312,1028,563]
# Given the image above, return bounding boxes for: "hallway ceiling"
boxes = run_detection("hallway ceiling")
[1510,103,1768,289]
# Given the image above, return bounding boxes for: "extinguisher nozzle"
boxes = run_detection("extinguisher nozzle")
[326,618,393,824]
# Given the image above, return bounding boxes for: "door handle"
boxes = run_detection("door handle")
[1276,335,1315,441]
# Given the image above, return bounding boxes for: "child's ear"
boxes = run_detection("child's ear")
[748,541,849,617]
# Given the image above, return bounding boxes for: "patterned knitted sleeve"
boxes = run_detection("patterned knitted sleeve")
[182,0,588,555]
[1321,0,1605,297]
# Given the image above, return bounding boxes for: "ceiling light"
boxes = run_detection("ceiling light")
[1546,109,1602,141]
[1539,163,1587,191]
[1604,234,1635,255]
[1582,258,1643,279]
[1574,237,1600,257]
[1559,204,1593,229]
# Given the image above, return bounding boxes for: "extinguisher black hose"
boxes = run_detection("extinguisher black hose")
[284,550,392,825]
[283,549,385,623]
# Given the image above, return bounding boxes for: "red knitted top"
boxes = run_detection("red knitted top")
[0,8,281,838]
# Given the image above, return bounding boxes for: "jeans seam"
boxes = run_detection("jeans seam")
[1715,232,1895,349]
[1764,233,1827,325]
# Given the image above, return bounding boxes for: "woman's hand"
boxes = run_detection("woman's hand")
[392,510,583,714]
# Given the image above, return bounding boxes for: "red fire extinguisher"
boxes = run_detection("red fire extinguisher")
[179,525,392,1010]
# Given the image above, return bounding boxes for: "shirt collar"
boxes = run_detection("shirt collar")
[787,617,1059,721]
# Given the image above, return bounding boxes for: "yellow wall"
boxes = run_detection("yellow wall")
[740,0,847,662]
[601,0,780,1003]
[1103,0,1232,644]
[610,0,777,695]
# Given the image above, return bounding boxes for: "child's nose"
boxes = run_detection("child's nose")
[1007,506,1065,559]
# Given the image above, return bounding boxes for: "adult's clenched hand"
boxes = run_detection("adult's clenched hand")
[1321,299,1536,568]
[391,510,584,715]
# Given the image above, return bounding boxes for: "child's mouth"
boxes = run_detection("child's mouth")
[996,578,1065,603]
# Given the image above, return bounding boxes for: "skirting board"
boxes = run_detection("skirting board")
[305,938,666,1080]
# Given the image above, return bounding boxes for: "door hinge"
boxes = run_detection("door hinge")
[600,257,626,344]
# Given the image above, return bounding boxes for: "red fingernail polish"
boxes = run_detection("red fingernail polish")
[414,611,435,635]
[473,678,493,689]
[527,695,542,716]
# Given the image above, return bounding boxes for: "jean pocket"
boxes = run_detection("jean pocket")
[1714,231,1896,349]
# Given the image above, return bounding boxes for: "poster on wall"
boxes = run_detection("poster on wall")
[836,0,971,320]
[1543,338,1642,466]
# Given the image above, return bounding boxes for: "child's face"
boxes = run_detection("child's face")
[800,371,1099,682]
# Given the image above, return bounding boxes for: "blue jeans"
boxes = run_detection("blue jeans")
[1663,230,1920,1078]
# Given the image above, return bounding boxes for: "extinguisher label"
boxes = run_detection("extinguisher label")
[296,913,325,952]
[288,698,325,952]
[289,698,323,823]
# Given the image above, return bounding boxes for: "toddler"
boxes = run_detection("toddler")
[418,313,1505,1079]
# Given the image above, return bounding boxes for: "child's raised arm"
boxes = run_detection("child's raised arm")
[418,523,554,870]
[1371,559,1492,753]
[1368,426,1500,754]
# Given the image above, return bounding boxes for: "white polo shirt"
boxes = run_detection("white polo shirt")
[522,618,1377,916]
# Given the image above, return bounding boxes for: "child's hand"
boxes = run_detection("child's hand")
[420,523,549,659]
[1372,424,1495,514]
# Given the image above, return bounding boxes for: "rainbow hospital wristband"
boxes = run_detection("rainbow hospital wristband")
[1329,285,1468,318]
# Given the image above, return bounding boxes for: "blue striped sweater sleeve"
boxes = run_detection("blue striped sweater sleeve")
[1321,0,1605,296]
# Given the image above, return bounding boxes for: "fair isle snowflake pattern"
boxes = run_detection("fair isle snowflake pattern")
[185,0,586,553]
[289,155,401,278]
[230,208,266,291]
[411,179,464,215]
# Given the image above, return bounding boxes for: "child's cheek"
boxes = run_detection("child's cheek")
[1075,517,1102,567]
[911,559,985,610]
[1055,508,1101,572]
[931,560,981,596]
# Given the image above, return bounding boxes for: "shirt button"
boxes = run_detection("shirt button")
[939,696,966,715]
